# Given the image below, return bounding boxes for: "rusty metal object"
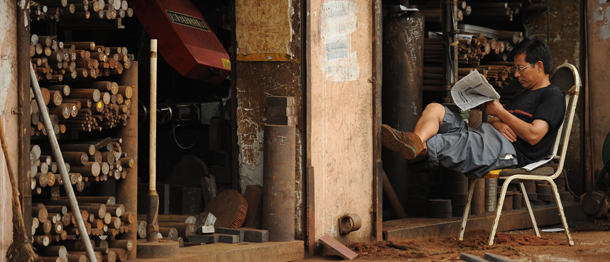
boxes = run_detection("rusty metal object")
[319,235,358,260]
[262,125,296,241]
[339,214,362,234]
[116,61,138,259]
[382,9,424,213]
[471,178,486,215]
[382,171,407,218]
[203,189,248,229]
[373,0,383,242]
[443,1,457,101]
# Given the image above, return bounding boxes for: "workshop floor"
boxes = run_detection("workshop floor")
[300,221,610,261]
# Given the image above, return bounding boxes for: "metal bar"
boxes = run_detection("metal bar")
[442,0,457,102]
[382,171,406,219]
[459,178,477,241]
[372,0,383,241]
[18,0,33,239]
[29,63,97,262]
[305,0,315,256]
[547,177,574,245]
[262,125,296,241]
[489,177,513,245]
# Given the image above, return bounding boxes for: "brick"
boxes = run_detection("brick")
[215,227,244,242]
[188,234,218,244]
[243,185,263,228]
[209,166,231,184]
[242,228,269,243]
[265,106,296,118]
[266,96,295,107]
[218,233,240,243]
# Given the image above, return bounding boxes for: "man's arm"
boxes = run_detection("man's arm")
[486,100,549,145]
[487,116,518,142]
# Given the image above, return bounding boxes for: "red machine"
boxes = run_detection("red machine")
[131,0,231,84]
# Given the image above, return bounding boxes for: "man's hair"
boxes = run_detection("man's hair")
[510,38,553,74]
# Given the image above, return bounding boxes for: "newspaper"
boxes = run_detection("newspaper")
[451,70,501,111]
[522,154,555,171]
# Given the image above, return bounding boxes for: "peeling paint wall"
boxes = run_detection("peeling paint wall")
[0,0,18,257]
[309,0,374,243]
[235,0,304,239]
[522,1,583,191]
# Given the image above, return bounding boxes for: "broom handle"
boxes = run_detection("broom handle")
[29,63,97,262]
[0,111,31,249]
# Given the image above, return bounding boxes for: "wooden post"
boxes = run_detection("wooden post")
[146,39,159,243]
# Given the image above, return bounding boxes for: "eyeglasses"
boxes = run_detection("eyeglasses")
[515,63,535,72]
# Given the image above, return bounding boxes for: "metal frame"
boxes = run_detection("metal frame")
[459,62,581,246]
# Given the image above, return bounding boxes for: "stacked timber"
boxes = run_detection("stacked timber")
[423,31,523,91]
[29,138,134,194]
[30,0,133,28]
[29,81,133,135]
[30,36,134,82]
[31,200,135,262]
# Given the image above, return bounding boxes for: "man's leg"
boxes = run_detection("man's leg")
[382,103,446,159]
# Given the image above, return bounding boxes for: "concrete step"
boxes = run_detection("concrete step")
[383,201,586,241]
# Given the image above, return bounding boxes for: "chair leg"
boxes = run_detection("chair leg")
[489,177,513,246]
[547,178,575,246]
[459,178,477,241]
[519,181,540,237]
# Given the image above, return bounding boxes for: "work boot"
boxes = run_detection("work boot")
[382,124,427,160]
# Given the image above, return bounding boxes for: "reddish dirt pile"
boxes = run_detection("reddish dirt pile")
[451,229,568,248]
[348,230,566,261]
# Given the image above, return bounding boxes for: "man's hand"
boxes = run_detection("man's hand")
[485,100,505,117]
[490,120,517,142]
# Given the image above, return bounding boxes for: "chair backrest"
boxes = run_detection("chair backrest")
[547,62,581,179]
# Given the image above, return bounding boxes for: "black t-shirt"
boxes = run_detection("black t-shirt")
[503,84,566,166]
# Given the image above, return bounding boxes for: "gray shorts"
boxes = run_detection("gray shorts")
[426,107,518,177]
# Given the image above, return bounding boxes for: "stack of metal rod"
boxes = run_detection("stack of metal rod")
[413,0,471,23]
[30,36,133,82]
[423,30,523,91]
[136,214,197,242]
[30,0,133,28]
[29,138,134,195]
[464,1,523,22]
[31,198,135,262]
[29,81,133,135]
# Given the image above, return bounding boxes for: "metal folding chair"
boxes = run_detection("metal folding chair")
[458,62,581,246]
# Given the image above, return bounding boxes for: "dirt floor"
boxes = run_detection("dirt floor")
[301,221,610,262]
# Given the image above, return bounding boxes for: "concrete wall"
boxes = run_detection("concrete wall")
[522,0,584,192]
[0,0,19,256]
[308,0,374,243]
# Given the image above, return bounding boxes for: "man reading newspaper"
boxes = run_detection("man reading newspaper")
[382,39,566,177]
